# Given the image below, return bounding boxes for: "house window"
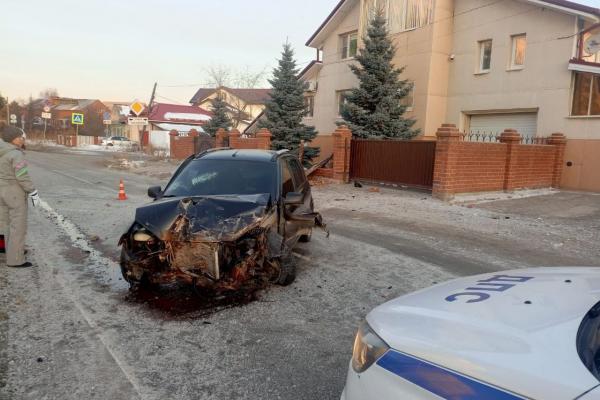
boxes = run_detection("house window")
[572,72,600,116]
[478,40,493,72]
[362,0,434,36]
[338,90,352,116]
[510,34,526,69]
[304,95,315,118]
[341,31,358,59]
[400,83,414,111]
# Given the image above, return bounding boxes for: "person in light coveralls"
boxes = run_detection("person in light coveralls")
[0,126,39,268]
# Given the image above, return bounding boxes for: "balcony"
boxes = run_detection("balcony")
[569,23,600,74]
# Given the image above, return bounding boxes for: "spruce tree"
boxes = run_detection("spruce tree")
[203,96,232,137]
[259,43,319,165]
[341,10,419,139]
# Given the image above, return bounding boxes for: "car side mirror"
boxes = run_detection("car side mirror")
[148,186,162,199]
[284,192,303,205]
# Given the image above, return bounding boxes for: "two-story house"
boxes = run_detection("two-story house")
[189,87,271,132]
[303,0,600,191]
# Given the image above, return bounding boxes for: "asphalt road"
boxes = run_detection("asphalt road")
[1,149,598,400]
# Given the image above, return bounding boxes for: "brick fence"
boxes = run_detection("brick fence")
[326,124,567,200]
[432,124,566,200]
[169,128,273,159]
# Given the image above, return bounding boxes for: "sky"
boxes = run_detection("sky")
[1,0,599,105]
[0,0,340,104]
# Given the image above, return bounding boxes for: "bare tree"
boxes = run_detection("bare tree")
[203,64,267,89]
[39,88,59,99]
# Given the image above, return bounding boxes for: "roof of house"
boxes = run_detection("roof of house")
[189,87,272,105]
[52,99,104,111]
[306,0,600,47]
[299,60,323,79]
[148,103,212,125]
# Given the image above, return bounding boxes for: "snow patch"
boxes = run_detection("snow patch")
[163,112,211,122]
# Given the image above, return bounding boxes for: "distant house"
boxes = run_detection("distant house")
[102,101,144,141]
[47,98,109,136]
[189,87,271,132]
[147,103,212,151]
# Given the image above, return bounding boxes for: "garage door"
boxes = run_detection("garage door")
[469,113,538,138]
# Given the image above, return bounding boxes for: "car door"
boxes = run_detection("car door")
[280,157,299,246]
[280,156,313,247]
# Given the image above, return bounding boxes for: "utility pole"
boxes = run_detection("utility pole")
[141,82,157,152]
[5,96,9,125]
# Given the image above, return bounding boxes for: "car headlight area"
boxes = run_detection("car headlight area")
[351,321,389,373]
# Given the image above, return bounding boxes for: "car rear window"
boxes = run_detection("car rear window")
[163,159,277,198]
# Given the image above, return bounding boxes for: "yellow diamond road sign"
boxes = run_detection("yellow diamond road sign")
[130,101,145,117]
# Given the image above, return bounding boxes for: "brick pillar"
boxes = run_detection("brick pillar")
[169,129,179,158]
[332,125,352,183]
[499,129,522,191]
[216,128,227,148]
[299,140,305,163]
[189,129,199,137]
[256,128,272,150]
[547,133,567,188]
[228,129,241,149]
[432,124,461,200]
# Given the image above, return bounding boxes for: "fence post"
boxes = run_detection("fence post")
[216,128,227,148]
[228,129,241,149]
[547,133,567,188]
[299,140,305,163]
[256,128,272,150]
[499,129,522,191]
[332,125,352,183]
[432,124,461,201]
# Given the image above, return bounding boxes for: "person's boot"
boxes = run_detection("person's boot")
[7,262,33,268]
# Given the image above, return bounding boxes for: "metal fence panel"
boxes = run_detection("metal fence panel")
[350,140,436,189]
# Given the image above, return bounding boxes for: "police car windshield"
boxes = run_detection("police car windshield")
[577,302,600,381]
[163,159,277,198]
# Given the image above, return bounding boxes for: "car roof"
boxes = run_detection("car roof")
[368,267,600,400]
[196,149,284,163]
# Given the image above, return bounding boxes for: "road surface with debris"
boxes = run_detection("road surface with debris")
[1,148,598,400]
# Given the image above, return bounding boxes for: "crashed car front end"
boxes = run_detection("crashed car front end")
[119,194,291,290]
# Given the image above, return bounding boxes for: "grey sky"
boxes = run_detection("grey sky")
[1,0,598,104]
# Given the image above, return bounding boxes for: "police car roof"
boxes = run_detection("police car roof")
[367,267,600,400]
[196,149,282,162]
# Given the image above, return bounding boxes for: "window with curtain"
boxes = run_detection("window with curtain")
[361,0,434,37]
[572,72,600,116]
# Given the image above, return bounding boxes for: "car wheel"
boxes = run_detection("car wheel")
[276,254,296,286]
[299,229,312,243]
[108,143,113,147]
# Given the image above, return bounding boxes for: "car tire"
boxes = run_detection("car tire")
[276,254,297,286]
[108,143,113,147]
[299,229,312,243]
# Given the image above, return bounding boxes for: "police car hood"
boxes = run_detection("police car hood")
[368,267,600,400]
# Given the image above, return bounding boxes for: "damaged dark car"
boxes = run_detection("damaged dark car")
[119,149,325,292]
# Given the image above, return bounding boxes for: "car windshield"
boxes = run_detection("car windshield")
[577,302,600,381]
[163,159,277,198]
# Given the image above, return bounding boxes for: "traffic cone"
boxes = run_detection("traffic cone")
[118,179,128,201]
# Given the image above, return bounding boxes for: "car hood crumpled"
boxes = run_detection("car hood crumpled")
[367,267,600,400]
[134,193,272,241]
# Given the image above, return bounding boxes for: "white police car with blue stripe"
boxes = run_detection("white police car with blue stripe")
[341,268,600,400]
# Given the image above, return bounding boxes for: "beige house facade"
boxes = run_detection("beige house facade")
[303,0,600,191]
[189,87,271,133]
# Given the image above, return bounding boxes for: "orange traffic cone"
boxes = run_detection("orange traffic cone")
[118,179,128,201]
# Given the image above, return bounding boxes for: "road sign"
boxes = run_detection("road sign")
[9,114,16,123]
[71,113,84,125]
[130,101,145,117]
[41,112,52,119]
[43,105,51,113]
[128,117,149,126]
[103,120,112,125]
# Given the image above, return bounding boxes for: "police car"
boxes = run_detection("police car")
[342,268,600,400]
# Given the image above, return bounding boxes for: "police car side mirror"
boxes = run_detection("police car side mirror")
[148,186,162,199]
